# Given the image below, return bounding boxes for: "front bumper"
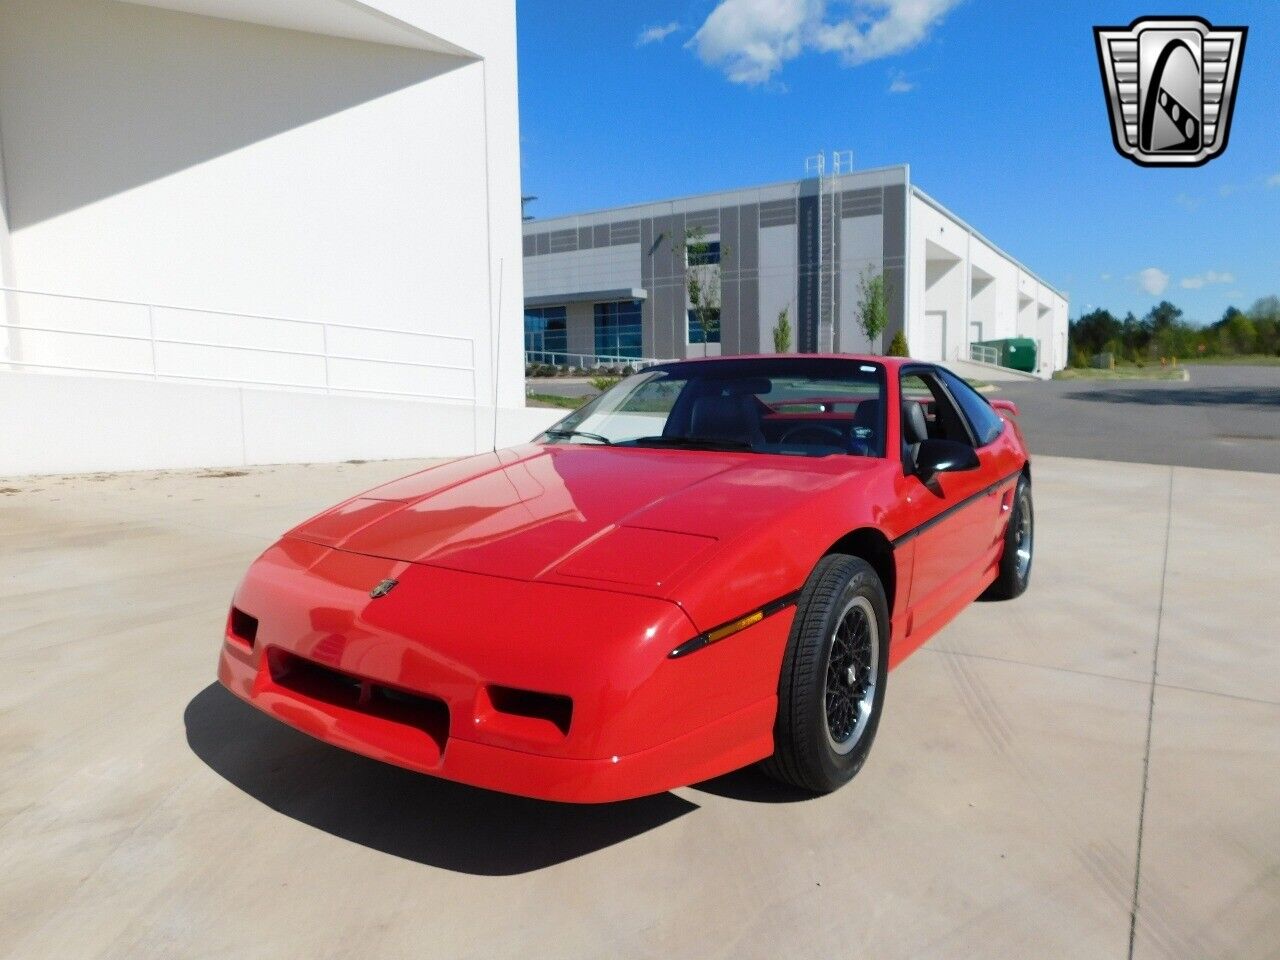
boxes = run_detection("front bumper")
[217,538,791,803]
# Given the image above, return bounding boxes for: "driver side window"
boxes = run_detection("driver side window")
[900,371,975,448]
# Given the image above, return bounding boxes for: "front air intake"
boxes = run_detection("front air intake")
[487,685,573,735]
[228,607,258,648]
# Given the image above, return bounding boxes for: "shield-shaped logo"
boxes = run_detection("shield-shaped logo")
[1094,16,1247,167]
[369,578,399,599]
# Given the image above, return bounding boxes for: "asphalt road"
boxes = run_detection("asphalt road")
[996,364,1280,474]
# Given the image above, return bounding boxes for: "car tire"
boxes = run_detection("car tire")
[761,554,889,794]
[982,474,1033,601]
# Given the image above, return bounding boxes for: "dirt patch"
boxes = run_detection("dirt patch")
[198,470,250,479]
[0,487,21,495]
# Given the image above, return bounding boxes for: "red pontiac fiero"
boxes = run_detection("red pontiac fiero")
[219,356,1033,802]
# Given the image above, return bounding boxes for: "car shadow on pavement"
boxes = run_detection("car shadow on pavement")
[689,767,818,803]
[184,683,697,876]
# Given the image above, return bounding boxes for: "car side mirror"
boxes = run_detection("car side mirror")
[913,438,980,482]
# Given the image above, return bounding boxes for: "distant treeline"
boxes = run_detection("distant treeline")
[1069,297,1280,365]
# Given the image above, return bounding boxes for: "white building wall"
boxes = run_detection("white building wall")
[837,214,885,353]
[908,192,1067,378]
[758,225,798,354]
[0,0,543,475]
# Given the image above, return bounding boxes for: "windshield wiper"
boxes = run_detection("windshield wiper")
[628,435,754,451]
[544,429,613,445]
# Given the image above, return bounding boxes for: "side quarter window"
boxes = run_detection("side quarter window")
[938,369,1005,447]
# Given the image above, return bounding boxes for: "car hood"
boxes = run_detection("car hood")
[287,444,872,595]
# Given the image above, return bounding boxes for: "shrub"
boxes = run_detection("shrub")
[589,375,620,393]
[886,331,910,356]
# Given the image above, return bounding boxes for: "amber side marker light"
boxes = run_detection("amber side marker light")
[668,591,800,659]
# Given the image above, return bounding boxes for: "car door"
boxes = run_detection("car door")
[898,367,1002,632]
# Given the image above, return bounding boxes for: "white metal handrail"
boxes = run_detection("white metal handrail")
[525,350,669,370]
[0,285,473,343]
[0,286,476,403]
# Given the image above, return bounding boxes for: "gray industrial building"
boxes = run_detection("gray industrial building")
[522,164,1068,377]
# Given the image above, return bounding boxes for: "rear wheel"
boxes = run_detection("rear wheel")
[983,474,1033,600]
[761,555,889,794]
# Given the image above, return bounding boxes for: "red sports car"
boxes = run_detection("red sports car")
[219,355,1032,802]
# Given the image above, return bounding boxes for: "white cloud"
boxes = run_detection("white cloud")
[1175,192,1201,211]
[689,0,960,85]
[1137,267,1169,296]
[1267,173,1280,188]
[1180,270,1235,290]
[888,70,914,93]
[636,21,682,46]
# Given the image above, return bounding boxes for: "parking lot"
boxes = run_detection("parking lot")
[2,432,1278,957]
[996,364,1280,474]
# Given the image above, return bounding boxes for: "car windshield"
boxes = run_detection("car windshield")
[539,358,886,458]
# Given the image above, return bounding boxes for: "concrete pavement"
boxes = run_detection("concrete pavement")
[1,456,1277,959]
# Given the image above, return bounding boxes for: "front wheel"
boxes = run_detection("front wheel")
[983,474,1033,600]
[761,555,889,794]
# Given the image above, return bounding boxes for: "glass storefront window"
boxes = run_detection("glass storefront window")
[594,300,643,359]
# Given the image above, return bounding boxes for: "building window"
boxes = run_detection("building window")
[685,239,721,266]
[687,308,721,345]
[594,301,643,359]
[525,306,567,357]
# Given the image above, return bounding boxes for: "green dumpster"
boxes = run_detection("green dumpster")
[975,337,1038,373]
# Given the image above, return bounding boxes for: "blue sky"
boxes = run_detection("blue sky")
[516,1,1278,325]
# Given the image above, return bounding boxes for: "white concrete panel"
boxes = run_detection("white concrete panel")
[0,370,244,473]
[156,341,327,388]
[524,245,642,298]
[838,214,884,353]
[909,194,1067,375]
[324,357,473,400]
[6,292,151,340]
[152,308,325,356]
[17,328,155,375]
[239,388,478,464]
[323,325,472,371]
[0,0,526,417]
[116,0,478,56]
[0,370,560,474]
[758,225,797,353]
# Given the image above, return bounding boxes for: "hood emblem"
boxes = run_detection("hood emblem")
[369,578,399,599]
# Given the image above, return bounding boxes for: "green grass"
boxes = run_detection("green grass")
[1182,354,1280,366]
[1053,367,1188,381]
[526,392,588,410]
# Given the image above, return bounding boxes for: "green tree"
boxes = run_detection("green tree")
[1221,312,1257,354]
[855,269,887,351]
[772,307,793,353]
[676,226,724,357]
[886,330,909,357]
[1070,308,1120,356]
[1248,297,1280,355]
